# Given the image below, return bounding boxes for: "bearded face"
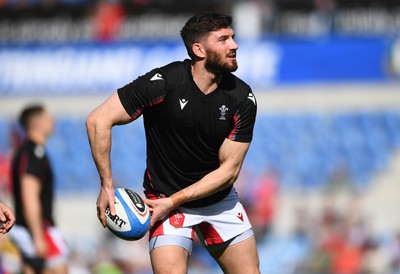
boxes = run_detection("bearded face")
[204,47,238,74]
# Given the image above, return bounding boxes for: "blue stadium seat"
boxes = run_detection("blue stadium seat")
[247,111,400,190]
[3,111,399,193]
[0,119,10,153]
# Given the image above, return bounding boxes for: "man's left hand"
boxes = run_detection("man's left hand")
[0,202,15,234]
[143,197,175,229]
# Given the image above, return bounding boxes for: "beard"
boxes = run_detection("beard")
[204,49,238,74]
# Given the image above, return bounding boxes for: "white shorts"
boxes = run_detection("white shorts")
[146,188,253,253]
[9,225,68,268]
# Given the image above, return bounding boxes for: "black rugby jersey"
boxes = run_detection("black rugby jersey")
[12,139,55,227]
[118,59,257,207]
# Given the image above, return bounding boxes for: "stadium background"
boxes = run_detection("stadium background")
[1,0,400,273]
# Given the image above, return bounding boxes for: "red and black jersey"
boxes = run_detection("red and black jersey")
[11,139,55,227]
[118,59,257,207]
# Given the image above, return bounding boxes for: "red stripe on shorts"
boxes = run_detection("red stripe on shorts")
[44,230,61,259]
[144,190,165,239]
[198,222,224,245]
[150,221,164,239]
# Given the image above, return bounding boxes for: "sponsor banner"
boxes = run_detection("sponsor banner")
[0,42,188,95]
[0,37,390,95]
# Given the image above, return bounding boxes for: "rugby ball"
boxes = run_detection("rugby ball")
[106,188,150,241]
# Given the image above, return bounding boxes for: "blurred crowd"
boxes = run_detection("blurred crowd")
[270,201,400,274]
[1,0,399,43]
[242,171,400,274]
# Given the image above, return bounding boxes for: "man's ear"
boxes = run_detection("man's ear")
[192,42,206,59]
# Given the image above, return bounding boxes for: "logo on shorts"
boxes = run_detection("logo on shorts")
[169,209,185,228]
[237,212,244,222]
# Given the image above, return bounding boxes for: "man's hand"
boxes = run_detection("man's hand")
[0,202,15,234]
[33,235,48,258]
[143,197,175,228]
[96,186,116,227]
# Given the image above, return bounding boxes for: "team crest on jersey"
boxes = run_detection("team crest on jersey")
[34,146,45,159]
[219,105,229,120]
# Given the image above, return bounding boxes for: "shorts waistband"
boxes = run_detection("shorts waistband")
[144,190,167,200]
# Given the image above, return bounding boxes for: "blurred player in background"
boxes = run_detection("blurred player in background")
[9,105,68,274]
[87,12,260,273]
[0,201,15,234]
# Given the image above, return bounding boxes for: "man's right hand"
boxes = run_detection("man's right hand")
[34,235,48,258]
[96,186,116,227]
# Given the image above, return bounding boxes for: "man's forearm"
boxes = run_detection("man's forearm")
[86,118,113,187]
[21,175,45,241]
[23,196,44,240]
[170,139,249,207]
[171,163,237,207]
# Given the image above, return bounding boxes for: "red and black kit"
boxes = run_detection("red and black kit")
[12,139,55,227]
[118,59,257,208]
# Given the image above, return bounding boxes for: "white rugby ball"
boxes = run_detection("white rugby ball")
[106,188,150,240]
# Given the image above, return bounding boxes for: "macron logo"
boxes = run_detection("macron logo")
[179,98,189,110]
[247,93,256,105]
[237,212,244,222]
[150,73,164,81]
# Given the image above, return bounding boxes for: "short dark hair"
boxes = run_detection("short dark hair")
[19,104,45,131]
[180,12,233,59]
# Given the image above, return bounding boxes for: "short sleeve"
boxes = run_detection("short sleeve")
[22,148,44,180]
[227,91,257,142]
[117,68,167,120]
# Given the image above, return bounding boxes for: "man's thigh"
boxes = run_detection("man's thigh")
[44,263,68,274]
[150,245,190,274]
[211,235,260,274]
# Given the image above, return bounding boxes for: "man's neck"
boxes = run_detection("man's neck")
[191,62,222,95]
[27,131,47,146]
